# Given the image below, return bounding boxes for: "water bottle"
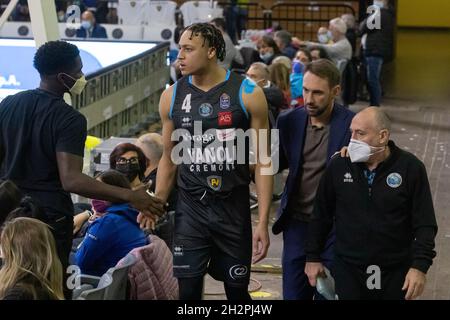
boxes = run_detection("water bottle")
[241,30,246,41]
[316,267,338,300]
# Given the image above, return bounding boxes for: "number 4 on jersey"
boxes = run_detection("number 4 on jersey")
[181,94,192,113]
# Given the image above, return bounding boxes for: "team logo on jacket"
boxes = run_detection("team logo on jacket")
[219,93,231,109]
[199,103,213,117]
[173,245,184,256]
[386,173,402,188]
[207,175,222,191]
[218,112,232,126]
[343,172,353,183]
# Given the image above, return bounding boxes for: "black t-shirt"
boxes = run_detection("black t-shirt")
[0,89,87,218]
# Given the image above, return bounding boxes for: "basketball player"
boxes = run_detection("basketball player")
[139,23,273,300]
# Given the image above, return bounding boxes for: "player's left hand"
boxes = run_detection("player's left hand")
[137,212,157,231]
[252,223,270,264]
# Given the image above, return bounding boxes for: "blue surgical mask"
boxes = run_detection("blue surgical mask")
[373,0,384,8]
[318,34,329,44]
[81,20,92,30]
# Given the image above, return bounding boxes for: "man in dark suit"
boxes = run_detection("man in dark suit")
[76,10,107,39]
[272,59,355,300]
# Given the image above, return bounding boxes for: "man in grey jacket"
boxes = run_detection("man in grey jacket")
[304,17,353,65]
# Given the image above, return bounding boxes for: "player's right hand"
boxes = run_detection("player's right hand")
[129,186,166,218]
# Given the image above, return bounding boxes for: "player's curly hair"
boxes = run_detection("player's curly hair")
[33,40,80,76]
[182,23,226,62]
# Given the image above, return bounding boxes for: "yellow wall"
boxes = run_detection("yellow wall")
[398,0,450,28]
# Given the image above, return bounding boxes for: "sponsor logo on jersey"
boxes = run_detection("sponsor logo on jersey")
[216,128,236,142]
[207,175,222,191]
[182,132,215,144]
[229,265,248,280]
[185,146,236,164]
[218,112,232,126]
[198,103,213,117]
[386,173,402,188]
[219,93,231,109]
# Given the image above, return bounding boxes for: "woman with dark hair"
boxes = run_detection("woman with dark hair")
[0,180,21,226]
[75,169,148,276]
[295,48,312,65]
[310,46,332,61]
[257,35,282,65]
[109,143,148,189]
[5,197,47,223]
[72,169,132,236]
[0,180,46,226]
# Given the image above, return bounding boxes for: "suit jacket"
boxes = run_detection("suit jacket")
[76,24,107,38]
[272,103,355,234]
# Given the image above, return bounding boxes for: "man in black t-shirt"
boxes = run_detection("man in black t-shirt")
[0,41,165,281]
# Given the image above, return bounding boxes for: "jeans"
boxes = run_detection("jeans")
[365,55,384,106]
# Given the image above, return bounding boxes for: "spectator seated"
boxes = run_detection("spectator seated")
[118,234,178,300]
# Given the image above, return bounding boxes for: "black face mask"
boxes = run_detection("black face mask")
[116,163,140,182]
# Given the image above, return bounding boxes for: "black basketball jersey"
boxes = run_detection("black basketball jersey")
[170,70,251,193]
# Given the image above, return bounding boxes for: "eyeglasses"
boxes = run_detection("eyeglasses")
[116,157,139,165]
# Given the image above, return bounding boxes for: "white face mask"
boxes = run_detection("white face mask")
[327,30,334,40]
[246,77,268,87]
[348,139,385,163]
[318,34,329,44]
[81,20,92,30]
[259,52,273,62]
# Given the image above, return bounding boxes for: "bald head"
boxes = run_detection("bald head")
[356,107,391,131]
[81,10,95,23]
[246,62,270,87]
[350,107,391,148]
[136,133,163,165]
[249,62,269,77]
